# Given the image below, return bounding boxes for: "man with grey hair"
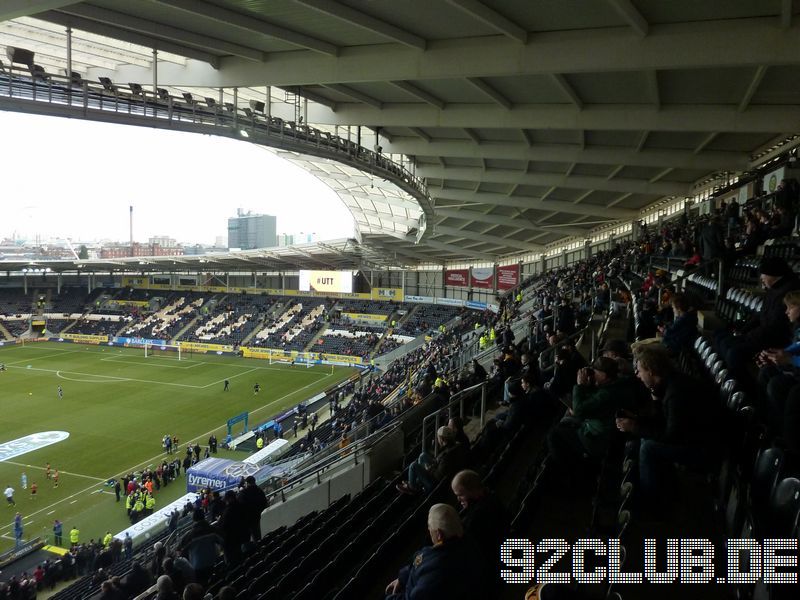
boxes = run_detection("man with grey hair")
[396,426,470,495]
[385,504,483,599]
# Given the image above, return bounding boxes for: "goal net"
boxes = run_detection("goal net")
[144,343,182,361]
[267,349,316,368]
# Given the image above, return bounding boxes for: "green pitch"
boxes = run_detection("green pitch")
[0,342,355,553]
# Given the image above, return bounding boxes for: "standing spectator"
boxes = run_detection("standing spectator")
[123,532,133,560]
[700,216,726,261]
[177,510,223,585]
[238,476,268,543]
[218,490,248,565]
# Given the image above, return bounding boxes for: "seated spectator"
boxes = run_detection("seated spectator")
[756,289,800,437]
[121,562,153,597]
[600,339,635,377]
[217,586,236,600]
[155,575,178,600]
[543,344,586,400]
[659,293,698,355]
[384,504,483,600]
[716,257,800,381]
[396,426,470,495]
[470,359,487,383]
[547,357,630,471]
[616,346,717,512]
[451,470,510,594]
[683,247,701,268]
[447,416,470,450]
[182,583,205,600]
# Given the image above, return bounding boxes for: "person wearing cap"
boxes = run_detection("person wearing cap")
[716,256,800,378]
[396,426,470,495]
[547,356,632,471]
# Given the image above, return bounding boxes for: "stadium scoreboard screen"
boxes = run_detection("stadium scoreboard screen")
[298,270,354,294]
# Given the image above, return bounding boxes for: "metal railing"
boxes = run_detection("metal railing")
[266,422,400,505]
[420,381,488,456]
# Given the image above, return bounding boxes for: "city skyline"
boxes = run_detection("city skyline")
[2,112,355,246]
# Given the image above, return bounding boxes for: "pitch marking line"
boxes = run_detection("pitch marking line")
[0,369,337,536]
[55,371,124,384]
[0,461,106,482]
[4,350,82,365]
[8,364,207,389]
[99,356,207,370]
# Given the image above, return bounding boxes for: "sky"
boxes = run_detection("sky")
[0,111,355,246]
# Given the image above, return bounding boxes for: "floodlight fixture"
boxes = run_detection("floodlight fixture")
[98,77,117,92]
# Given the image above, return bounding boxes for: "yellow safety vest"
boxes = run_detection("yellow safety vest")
[70,528,79,544]
[256,438,264,449]
[103,533,113,547]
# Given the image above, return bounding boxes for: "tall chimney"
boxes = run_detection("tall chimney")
[129,205,134,257]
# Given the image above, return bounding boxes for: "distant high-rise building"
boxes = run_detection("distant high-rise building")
[227,209,277,250]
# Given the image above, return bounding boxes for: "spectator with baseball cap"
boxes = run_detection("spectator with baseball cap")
[547,357,633,474]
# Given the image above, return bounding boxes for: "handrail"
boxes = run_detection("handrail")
[421,380,488,456]
[265,422,399,505]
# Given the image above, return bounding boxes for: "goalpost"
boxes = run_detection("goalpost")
[144,342,182,361]
[267,349,316,368]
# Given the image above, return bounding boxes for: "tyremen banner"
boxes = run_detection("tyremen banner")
[444,269,469,287]
[470,267,495,289]
[496,264,520,291]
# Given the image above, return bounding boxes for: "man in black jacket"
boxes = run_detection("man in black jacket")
[616,346,716,508]
[717,257,800,378]
[451,470,510,594]
[237,476,268,542]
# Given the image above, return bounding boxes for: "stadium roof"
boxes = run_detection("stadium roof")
[3,1,800,264]
[2,238,405,273]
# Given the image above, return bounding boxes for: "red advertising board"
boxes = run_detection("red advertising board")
[470,267,495,289]
[496,264,520,291]
[444,269,469,287]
